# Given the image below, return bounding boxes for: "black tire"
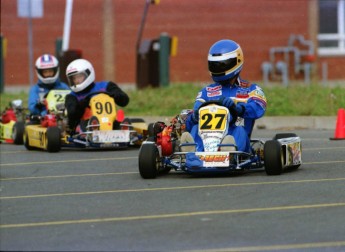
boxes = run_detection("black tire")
[12,121,25,145]
[121,118,132,130]
[159,166,171,175]
[138,143,160,179]
[87,116,100,131]
[128,118,145,123]
[264,140,283,175]
[273,133,301,170]
[46,127,61,153]
[273,133,297,140]
[146,136,156,142]
[148,123,155,137]
[24,129,35,150]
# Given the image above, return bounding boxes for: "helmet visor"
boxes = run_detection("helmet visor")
[67,71,88,87]
[208,57,238,74]
[37,67,58,78]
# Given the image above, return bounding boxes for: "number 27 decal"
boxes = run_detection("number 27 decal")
[199,107,228,131]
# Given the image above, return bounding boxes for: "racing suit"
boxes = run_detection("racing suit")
[185,77,267,152]
[28,80,70,116]
[65,81,129,130]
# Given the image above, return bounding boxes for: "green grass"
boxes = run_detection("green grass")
[1,84,344,116]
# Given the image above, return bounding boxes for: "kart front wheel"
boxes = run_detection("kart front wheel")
[138,143,160,179]
[264,140,283,175]
[46,127,61,153]
[12,121,25,145]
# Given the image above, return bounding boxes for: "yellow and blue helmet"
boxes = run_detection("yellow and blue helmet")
[208,39,244,82]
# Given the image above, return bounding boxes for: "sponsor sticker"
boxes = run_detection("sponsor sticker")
[92,130,130,143]
[206,85,222,92]
[207,90,222,97]
[196,152,230,167]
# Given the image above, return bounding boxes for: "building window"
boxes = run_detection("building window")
[318,0,345,56]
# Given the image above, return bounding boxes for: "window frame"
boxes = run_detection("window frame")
[317,0,345,56]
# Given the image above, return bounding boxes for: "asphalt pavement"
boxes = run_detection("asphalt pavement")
[1,129,344,251]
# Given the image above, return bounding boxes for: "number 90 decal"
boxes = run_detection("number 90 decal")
[89,94,116,115]
[94,102,113,114]
[198,106,229,131]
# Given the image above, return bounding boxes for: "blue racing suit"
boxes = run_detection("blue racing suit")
[28,80,70,116]
[185,77,267,152]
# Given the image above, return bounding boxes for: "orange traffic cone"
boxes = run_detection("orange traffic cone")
[330,108,345,140]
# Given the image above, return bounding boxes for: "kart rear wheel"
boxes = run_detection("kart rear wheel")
[12,121,25,145]
[128,118,145,123]
[148,123,155,137]
[46,127,61,153]
[88,116,100,131]
[121,118,132,130]
[273,133,301,170]
[264,140,283,175]
[139,143,160,179]
[273,133,297,140]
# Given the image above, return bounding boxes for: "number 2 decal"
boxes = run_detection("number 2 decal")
[54,94,64,102]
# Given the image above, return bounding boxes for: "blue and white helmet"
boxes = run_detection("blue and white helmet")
[35,54,59,85]
[208,39,244,82]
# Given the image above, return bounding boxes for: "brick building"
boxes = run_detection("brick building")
[1,0,344,88]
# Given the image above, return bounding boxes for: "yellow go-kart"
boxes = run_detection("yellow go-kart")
[65,92,148,150]
[24,91,148,152]
[0,100,27,144]
[24,90,71,152]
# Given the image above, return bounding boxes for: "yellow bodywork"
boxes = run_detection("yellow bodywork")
[88,93,117,131]
[24,125,49,149]
[0,120,15,141]
[131,121,148,136]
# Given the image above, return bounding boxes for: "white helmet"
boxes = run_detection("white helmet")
[35,54,60,85]
[66,59,95,93]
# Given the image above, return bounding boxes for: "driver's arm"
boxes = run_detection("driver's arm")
[28,86,44,115]
[106,82,130,107]
[240,86,267,119]
[65,94,85,129]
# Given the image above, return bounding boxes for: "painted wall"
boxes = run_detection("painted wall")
[1,0,344,87]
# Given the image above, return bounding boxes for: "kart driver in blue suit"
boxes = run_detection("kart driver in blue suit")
[64,59,129,132]
[184,39,267,153]
[28,54,70,117]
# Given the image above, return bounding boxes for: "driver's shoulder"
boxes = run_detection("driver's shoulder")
[95,80,110,86]
[238,79,262,91]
